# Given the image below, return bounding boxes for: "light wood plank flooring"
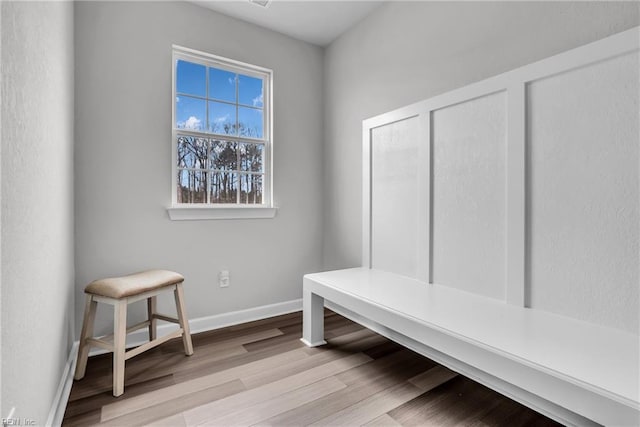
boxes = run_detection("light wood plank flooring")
[64,310,561,426]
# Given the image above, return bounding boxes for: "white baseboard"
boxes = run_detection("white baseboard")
[46,341,79,427]
[48,298,302,425]
[87,298,302,357]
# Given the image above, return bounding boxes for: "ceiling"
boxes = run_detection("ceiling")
[191,1,384,47]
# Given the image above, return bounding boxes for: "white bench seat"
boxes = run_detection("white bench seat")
[301,268,639,426]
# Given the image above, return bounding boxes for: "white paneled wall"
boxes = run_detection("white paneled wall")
[527,51,639,330]
[431,92,507,300]
[363,27,639,334]
[370,116,423,279]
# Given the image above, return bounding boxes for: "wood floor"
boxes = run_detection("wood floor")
[63,310,561,426]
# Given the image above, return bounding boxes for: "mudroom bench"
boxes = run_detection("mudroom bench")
[301,268,639,427]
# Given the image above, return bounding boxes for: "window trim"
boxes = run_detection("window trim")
[168,45,275,219]
[167,205,277,221]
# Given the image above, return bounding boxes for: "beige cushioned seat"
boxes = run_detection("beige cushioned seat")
[85,269,184,299]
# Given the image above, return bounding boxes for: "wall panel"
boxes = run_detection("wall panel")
[370,116,424,278]
[527,51,639,333]
[431,92,507,300]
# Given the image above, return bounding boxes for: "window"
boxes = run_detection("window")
[169,46,275,220]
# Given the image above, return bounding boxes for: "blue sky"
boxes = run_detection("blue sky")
[176,60,264,137]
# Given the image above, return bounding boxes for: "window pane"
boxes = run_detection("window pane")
[209,101,236,135]
[210,140,237,171]
[177,136,208,169]
[176,60,206,97]
[239,173,263,204]
[176,96,206,130]
[210,172,237,203]
[177,169,207,204]
[239,143,264,172]
[209,67,236,103]
[238,107,263,138]
[238,74,263,107]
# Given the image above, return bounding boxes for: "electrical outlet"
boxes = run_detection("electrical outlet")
[218,270,230,287]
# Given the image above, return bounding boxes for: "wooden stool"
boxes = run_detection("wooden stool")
[74,269,194,396]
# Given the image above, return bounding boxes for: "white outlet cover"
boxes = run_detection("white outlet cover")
[219,270,230,287]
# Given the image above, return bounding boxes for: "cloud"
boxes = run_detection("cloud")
[214,114,230,124]
[184,116,201,129]
[176,96,180,103]
[252,92,263,107]
[228,76,236,85]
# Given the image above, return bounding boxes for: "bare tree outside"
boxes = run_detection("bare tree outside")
[176,126,264,204]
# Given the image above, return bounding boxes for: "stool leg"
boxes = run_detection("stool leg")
[113,299,128,397]
[174,283,194,356]
[147,296,157,341]
[75,294,97,380]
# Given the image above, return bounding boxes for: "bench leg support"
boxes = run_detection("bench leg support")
[174,283,194,356]
[113,299,127,397]
[301,289,327,347]
[75,294,97,380]
[147,296,157,341]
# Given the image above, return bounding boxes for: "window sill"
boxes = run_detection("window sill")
[167,205,277,221]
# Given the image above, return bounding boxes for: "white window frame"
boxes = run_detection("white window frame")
[167,45,276,220]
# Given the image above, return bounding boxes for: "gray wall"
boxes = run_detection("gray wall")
[323,1,639,267]
[74,1,324,336]
[1,1,75,423]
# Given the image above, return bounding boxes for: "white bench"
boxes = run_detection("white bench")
[301,268,640,427]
